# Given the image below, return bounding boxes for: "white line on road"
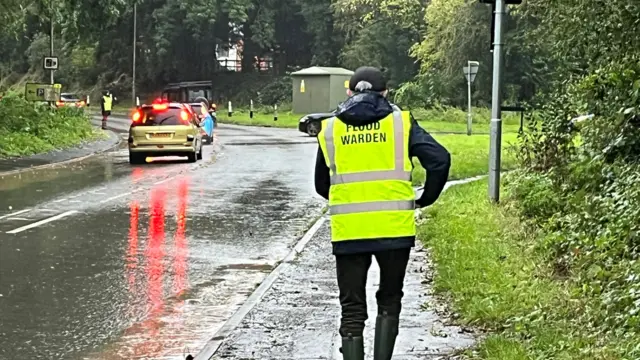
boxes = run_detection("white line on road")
[153,177,175,185]
[54,198,67,203]
[7,217,29,221]
[0,209,30,220]
[6,210,78,234]
[99,192,131,203]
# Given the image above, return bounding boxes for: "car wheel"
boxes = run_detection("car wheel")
[307,121,321,137]
[187,150,197,163]
[197,143,203,160]
[129,152,145,165]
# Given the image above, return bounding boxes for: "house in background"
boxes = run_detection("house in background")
[216,40,274,72]
[216,42,241,72]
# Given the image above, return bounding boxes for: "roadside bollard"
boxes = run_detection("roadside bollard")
[86,95,90,106]
[274,104,278,121]
[250,100,254,119]
[136,96,140,109]
[228,101,232,117]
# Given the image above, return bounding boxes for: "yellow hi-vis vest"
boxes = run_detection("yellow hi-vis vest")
[317,111,415,242]
[103,95,112,111]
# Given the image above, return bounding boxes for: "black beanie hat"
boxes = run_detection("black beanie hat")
[348,66,387,92]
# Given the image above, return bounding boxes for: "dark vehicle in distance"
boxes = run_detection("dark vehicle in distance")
[298,112,334,137]
[162,81,217,115]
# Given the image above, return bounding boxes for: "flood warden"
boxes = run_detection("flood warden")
[314,67,451,360]
[342,123,387,144]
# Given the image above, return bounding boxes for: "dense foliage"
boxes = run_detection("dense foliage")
[0,0,538,108]
[0,92,97,157]
[504,0,640,356]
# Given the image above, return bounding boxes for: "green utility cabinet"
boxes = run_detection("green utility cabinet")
[291,66,353,114]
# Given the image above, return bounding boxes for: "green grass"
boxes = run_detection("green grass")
[417,179,638,359]
[411,133,518,185]
[216,109,522,134]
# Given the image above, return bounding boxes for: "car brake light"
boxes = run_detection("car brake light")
[132,111,142,122]
[56,101,63,107]
[152,103,168,111]
[180,110,189,122]
[78,101,85,106]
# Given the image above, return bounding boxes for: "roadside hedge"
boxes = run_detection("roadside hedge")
[0,92,98,157]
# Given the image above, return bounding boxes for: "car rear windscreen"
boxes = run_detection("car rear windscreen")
[140,107,185,126]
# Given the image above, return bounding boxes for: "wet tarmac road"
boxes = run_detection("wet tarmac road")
[0,118,325,359]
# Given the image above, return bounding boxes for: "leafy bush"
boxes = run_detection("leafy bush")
[256,75,292,106]
[0,92,98,157]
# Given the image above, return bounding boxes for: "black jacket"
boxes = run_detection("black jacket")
[314,92,451,255]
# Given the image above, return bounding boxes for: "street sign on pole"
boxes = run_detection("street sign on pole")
[463,61,479,83]
[25,83,61,102]
[463,61,479,136]
[43,57,58,70]
[487,0,505,202]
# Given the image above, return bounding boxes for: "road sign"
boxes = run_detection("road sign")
[25,83,61,102]
[43,56,58,70]
[463,61,480,83]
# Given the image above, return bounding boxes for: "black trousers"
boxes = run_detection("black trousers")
[335,248,411,337]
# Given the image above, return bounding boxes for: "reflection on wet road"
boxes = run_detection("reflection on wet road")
[0,123,324,359]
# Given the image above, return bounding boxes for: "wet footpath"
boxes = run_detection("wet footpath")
[209,218,475,359]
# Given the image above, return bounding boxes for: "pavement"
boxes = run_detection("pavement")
[205,218,475,360]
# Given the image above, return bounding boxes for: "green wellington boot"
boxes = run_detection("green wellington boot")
[373,312,399,360]
[340,334,365,360]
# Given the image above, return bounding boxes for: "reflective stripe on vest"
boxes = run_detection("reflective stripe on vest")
[323,111,411,185]
[318,110,415,242]
[322,111,414,216]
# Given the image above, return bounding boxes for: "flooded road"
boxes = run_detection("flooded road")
[0,121,325,359]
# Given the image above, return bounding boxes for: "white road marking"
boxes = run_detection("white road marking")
[7,217,29,221]
[54,198,67,203]
[6,210,78,234]
[99,192,131,203]
[0,209,31,220]
[153,176,176,185]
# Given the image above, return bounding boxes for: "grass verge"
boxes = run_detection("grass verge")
[216,109,522,134]
[411,133,518,185]
[417,179,638,359]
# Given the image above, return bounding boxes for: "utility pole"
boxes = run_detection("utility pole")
[50,0,54,84]
[132,1,137,104]
[487,0,505,202]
